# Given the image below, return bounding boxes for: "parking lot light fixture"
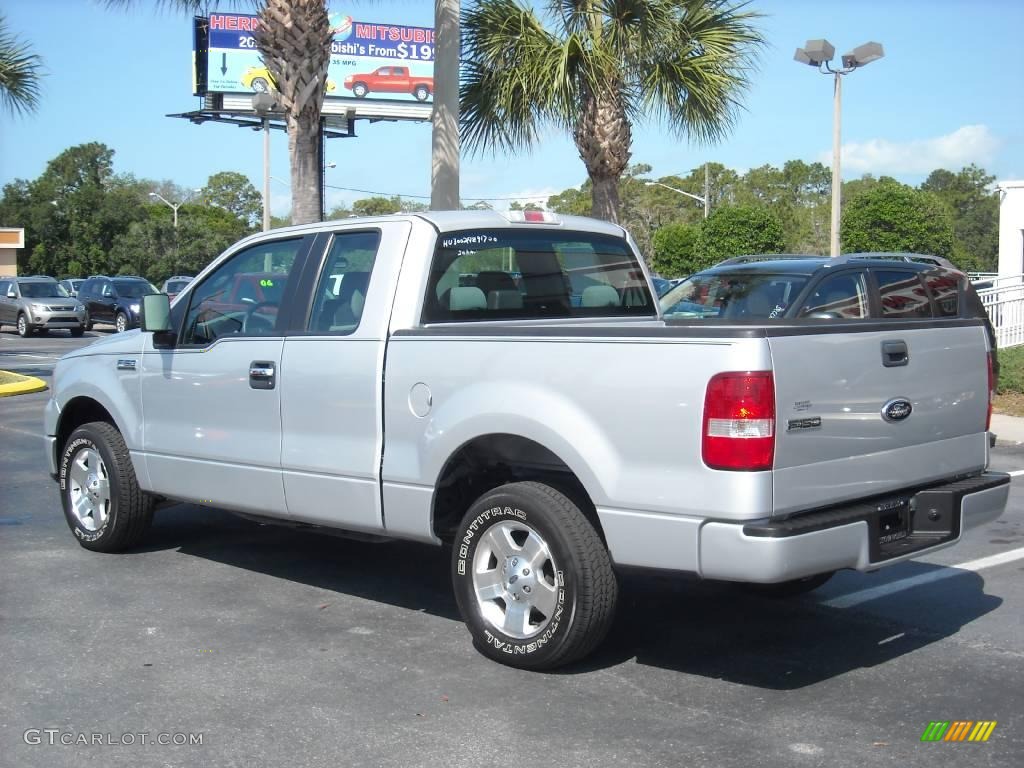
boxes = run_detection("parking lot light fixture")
[793,38,885,257]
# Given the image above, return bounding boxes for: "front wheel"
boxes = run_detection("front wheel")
[251,77,270,93]
[70,326,85,338]
[59,421,154,552]
[115,311,129,333]
[352,82,368,98]
[17,313,32,337]
[413,84,430,101]
[452,481,617,670]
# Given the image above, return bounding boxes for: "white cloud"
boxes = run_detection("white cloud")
[819,124,1001,175]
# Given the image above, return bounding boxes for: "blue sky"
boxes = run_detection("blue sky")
[1,0,1022,215]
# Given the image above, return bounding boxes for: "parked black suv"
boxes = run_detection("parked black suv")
[660,251,998,375]
[78,276,159,333]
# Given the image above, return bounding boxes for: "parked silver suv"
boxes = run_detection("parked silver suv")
[0,276,87,337]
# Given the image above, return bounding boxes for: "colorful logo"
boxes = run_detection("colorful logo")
[920,721,997,742]
[329,13,353,40]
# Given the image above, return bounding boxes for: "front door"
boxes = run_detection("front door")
[139,236,310,517]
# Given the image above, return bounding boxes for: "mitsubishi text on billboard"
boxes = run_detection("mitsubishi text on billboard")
[199,11,435,104]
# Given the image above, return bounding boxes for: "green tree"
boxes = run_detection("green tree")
[921,165,998,271]
[352,196,401,216]
[461,0,765,222]
[840,183,955,259]
[697,205,784,262]
[200,171,263,228]
[651,222,701,277]
[0,13,42,116]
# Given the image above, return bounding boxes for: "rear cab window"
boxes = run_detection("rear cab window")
[422,229,654,323]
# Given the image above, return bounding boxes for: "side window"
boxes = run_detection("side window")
[423,230,652,323]
[308,231,381,334]
[0,281,9,296]
[876,270,932,319]
[181,238,304,345]
[101,281,114,297]
[923,269,960,317]
[799,272,869,318]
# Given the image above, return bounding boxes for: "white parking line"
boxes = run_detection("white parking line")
[1008,469,1024,477]
[824,546,1024,609]
[0,424,46,440]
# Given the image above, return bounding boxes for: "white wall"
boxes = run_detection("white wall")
[998,181,1024,278]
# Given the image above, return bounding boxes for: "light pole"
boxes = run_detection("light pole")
[645,180,709,218]
[794,39,884,257]
[148,191,197,228]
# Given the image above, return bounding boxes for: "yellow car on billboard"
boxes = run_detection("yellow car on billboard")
[240,67,337,94]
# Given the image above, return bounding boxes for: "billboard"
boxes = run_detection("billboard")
[195,11,435,105]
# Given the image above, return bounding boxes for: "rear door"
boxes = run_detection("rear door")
[279,223,406,532]
[770,267,989,515]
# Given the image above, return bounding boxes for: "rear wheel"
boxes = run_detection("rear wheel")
[115,311,128,333]
[451,481,617,670]
[59,421,154,552]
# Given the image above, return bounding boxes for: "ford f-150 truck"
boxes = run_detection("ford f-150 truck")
[44,211,1009,670]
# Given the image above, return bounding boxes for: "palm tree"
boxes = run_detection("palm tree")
[461,0,765,222]
[107,1,332,225]
[0,14,43,116]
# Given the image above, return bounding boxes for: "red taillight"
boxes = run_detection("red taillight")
[702,371,775,471]
[987,351,994,431]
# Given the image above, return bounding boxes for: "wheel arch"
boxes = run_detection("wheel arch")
[430,433,605,546]
[57,396,119,458]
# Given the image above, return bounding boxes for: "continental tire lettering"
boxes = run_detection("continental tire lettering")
[456,505,529,582]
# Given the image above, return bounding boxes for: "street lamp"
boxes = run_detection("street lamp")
[794,38,885,257]
[645,180,709,219]
[148,191,198,228]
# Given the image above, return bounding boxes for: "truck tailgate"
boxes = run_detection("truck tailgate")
[769,322,989,516]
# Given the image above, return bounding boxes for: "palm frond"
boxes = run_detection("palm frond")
[461,0,589,156]
[0,14,43,116]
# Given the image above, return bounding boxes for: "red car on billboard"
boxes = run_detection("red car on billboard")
[343,66,433,101]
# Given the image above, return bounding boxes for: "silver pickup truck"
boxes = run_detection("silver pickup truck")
[45,211,1009,669]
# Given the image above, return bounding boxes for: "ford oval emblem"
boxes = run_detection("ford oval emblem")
[882,398,913,423]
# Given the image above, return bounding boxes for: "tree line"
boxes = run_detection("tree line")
[544,161,1000,277]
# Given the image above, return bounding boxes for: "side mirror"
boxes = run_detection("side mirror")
[141,293,174,346]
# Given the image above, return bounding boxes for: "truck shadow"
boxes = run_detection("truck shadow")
[146,504,1002,689]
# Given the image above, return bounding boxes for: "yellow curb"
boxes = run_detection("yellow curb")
[0,370,48,397]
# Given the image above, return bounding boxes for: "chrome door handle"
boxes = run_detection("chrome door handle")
[249,361,276,389]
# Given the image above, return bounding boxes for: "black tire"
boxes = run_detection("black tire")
[83,311,93,331]
[16,312,32,337]
[740,571,834,598]
[115,311,129,333]
[413,84,430,101]
[251,77,270,93]
[452,481,617,670]
[59,421,154,552]
[70,326,85,338]
[352,82,368,98]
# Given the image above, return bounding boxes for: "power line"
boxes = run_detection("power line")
[323,183,551,202]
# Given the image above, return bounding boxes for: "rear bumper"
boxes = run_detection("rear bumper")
[698,472,1010,583]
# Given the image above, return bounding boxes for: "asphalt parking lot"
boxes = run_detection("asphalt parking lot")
[1,329,1022,768]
